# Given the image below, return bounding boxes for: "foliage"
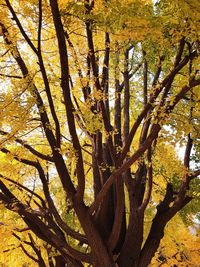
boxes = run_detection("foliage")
[152,214,200,267]
[0,0,200,266]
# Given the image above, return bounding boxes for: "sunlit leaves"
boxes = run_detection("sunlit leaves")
[152,214,200,267]
[0,0,200,266]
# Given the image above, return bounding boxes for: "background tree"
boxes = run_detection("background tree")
[0,0,200,266]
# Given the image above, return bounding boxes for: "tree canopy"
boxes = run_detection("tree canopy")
[0,0,200,266]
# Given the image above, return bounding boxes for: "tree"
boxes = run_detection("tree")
[0,0,200,266]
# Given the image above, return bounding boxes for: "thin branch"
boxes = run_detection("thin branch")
[20,243,39,263]
[64,31,91,102]
[114,43,122,151]
[189,169,200,179]
[0,174,46,207]
[5,0,38,55]
[85,2,116,165]
[35,163,88,245]
[37,0,42,53]
[119,61,143,91]
[28,233,47,267]
[0,73,22,79]
[0,146,86,243]
[169,134,193,214]
[0,129,53,162]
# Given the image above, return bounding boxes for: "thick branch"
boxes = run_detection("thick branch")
[138,148,153,213]
[50,0,85,201]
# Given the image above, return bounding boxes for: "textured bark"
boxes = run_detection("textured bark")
[118,167,146,267]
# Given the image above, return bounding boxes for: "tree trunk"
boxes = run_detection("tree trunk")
[74,201,116,267]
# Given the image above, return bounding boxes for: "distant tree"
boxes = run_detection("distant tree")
[0,0,200,266]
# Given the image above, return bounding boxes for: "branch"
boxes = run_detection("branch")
[114,44,122,151]
[50,0,85,200]
[35,163,88,245]
[0,73,22,79]
[90,123,161,214]
[101,32,110,121]
[0,23,57,151]
[84,3,116,164]
[5,0,38,55]
[0,181,91,263]
[174,37,185,67]
[164,135,194,219]
[0,22,76,198]
[119,61,143,91]
[0,146,86,243]
[37,0,42,52]
[0,129,53,162]
[36,0,61,148]
[12,232,40,263]
[0,147,39,166]
[143,51,148,105]
[64,31,91,102]
[69,77,92,141]
[166,78,200,113]
[0,174,46,208]
[138,148,153,213]
[90,74,200,213]
[28,233,46,267]
[189,169,200,179]
[184,134,193,169]
[152,56,164,86]
[20,243,39,263]
[123,48,130,144]
[119,51,198,163]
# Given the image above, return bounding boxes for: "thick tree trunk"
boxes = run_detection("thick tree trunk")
[74,201,116,267]
[117,206,144,267]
